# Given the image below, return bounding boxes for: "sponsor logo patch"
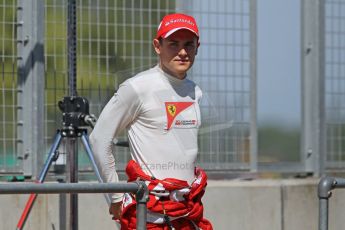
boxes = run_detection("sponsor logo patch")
[175,120,197,126]
[165,102,194,130]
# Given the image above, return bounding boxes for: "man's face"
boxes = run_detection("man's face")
[153,30,199,80]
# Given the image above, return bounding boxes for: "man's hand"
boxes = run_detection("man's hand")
[109,201,123,221]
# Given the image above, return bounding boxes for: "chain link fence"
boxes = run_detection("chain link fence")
[174,0,255,171]
[325,0,345,169]
[0,0,255,176]
[1,0,345,178]
[0,0,18,173]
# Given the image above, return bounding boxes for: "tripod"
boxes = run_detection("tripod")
[16,0,129,229]
[16,96,112,230]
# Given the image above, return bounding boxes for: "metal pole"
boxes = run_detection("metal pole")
[319,198,328,230]
[318,177,334,230]
[301,0,326,176]
[0,182,148,229]
[0,182,139,194]
[67,0,77,97]
[249,0,258,172]
[58,179,67,230]
[17,0,45,178]
[67,0,78,229]
[135,182,149,230]
[317,177,345,230]
[66,137,78,230]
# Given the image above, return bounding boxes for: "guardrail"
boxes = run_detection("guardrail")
[0,181,149,230]
[318,177,345,230]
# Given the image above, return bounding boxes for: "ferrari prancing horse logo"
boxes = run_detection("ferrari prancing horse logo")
[167,104,176,116]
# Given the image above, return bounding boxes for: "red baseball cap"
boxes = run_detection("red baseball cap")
[156,13,199,39]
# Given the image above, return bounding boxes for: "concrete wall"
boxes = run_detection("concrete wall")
[1,178,344,230]
[203,179,319,230]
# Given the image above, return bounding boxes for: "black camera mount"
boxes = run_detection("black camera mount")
[58,96,97,137]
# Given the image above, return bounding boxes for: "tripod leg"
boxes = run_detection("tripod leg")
[81,132,122,229]
[80,132,111,205]
[16,131,63,230]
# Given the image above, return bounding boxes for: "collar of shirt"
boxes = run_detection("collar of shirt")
[155,65,188,86]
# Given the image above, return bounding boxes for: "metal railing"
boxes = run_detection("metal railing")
[0,181,149,230]
[318,177,345,230]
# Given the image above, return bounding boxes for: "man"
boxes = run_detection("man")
[90,13,213,229]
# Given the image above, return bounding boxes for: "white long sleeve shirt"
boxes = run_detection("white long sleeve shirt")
[89,65,202,203]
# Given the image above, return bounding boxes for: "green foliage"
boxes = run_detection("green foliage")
[0,0,17,87]
[258,125,300,162]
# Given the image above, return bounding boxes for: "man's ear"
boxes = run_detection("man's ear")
[153,39,161,55]
[195,41,200,55]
